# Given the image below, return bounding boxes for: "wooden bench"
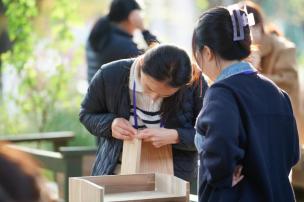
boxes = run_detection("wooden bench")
[0,131,74,151]
[9,145,97,202]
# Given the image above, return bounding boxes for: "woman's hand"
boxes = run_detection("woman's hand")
[136,128,180,148]
[111,118,137,140]
[232,165,244,187]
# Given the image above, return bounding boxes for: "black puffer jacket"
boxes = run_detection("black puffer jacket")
[79,59,207,181]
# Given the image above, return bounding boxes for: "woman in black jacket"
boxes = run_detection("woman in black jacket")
[86,0,158,82]
[80,44,207,189]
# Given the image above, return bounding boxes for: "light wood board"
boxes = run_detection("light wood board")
[121,139,173,175]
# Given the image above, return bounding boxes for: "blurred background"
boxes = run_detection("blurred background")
[0,0,303,201]
[1,0,303,145]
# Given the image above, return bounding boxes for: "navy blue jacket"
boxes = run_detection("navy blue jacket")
[196,73,299,202]
[80,59,207,181]
[86,23,158,82]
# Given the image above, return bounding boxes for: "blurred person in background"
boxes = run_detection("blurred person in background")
[0,142,53,202]
[245,1,303,145]
[86,0,158,82]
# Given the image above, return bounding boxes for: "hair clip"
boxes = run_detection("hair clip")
[227,3,255,41]
[241,1,255,26]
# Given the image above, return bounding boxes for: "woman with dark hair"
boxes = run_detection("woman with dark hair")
[192,6,299,202]
[86,0,158,82]
[80,44,207,189]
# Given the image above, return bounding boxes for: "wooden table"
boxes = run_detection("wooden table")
[0,131,74,151]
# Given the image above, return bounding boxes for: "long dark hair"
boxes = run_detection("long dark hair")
[140,45,193,121]
[88,0,141,52]
[192,7,252,64]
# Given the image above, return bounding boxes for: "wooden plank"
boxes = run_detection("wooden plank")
[69,174,189,202]
[8,145,65,172]
[155,173,190,202]
[69,178,104,202]
[140,142,173,175]
[0,131,74,142]
[79,174,155,194]
[104,191,186,202]
[8,145,62,159]
[0,131,74,151]
[121,139,142,174]
[121,139,174,175]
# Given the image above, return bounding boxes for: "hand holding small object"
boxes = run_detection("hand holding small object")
[136,128,179,148]
[111,118,137,140]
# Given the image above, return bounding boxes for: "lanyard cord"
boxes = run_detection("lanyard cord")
[133,81,164,129]
[133,81,138,129]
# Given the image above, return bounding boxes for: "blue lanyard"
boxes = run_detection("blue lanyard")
[132,81,164,129]
[132,81,138,129]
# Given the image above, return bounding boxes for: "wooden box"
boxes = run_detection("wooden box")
[121,139,173,175]
[69,173,189,202]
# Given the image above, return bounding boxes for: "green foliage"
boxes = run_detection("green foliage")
[196,0,209,10]
[2,0,38,71]
[50,0,77,50]
[44,107,95,146]
[0,102,27,134]
[1,0,82,134]
[16,60,73,132]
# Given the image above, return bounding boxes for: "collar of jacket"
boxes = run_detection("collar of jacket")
[128,58,143,92]
[215,62,257,82]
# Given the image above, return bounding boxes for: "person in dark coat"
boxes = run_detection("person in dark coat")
[86,0,158,82]
[192,6,300,202]
[80,44,207,190]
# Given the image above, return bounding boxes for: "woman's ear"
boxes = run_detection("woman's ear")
[202,46,214,62]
